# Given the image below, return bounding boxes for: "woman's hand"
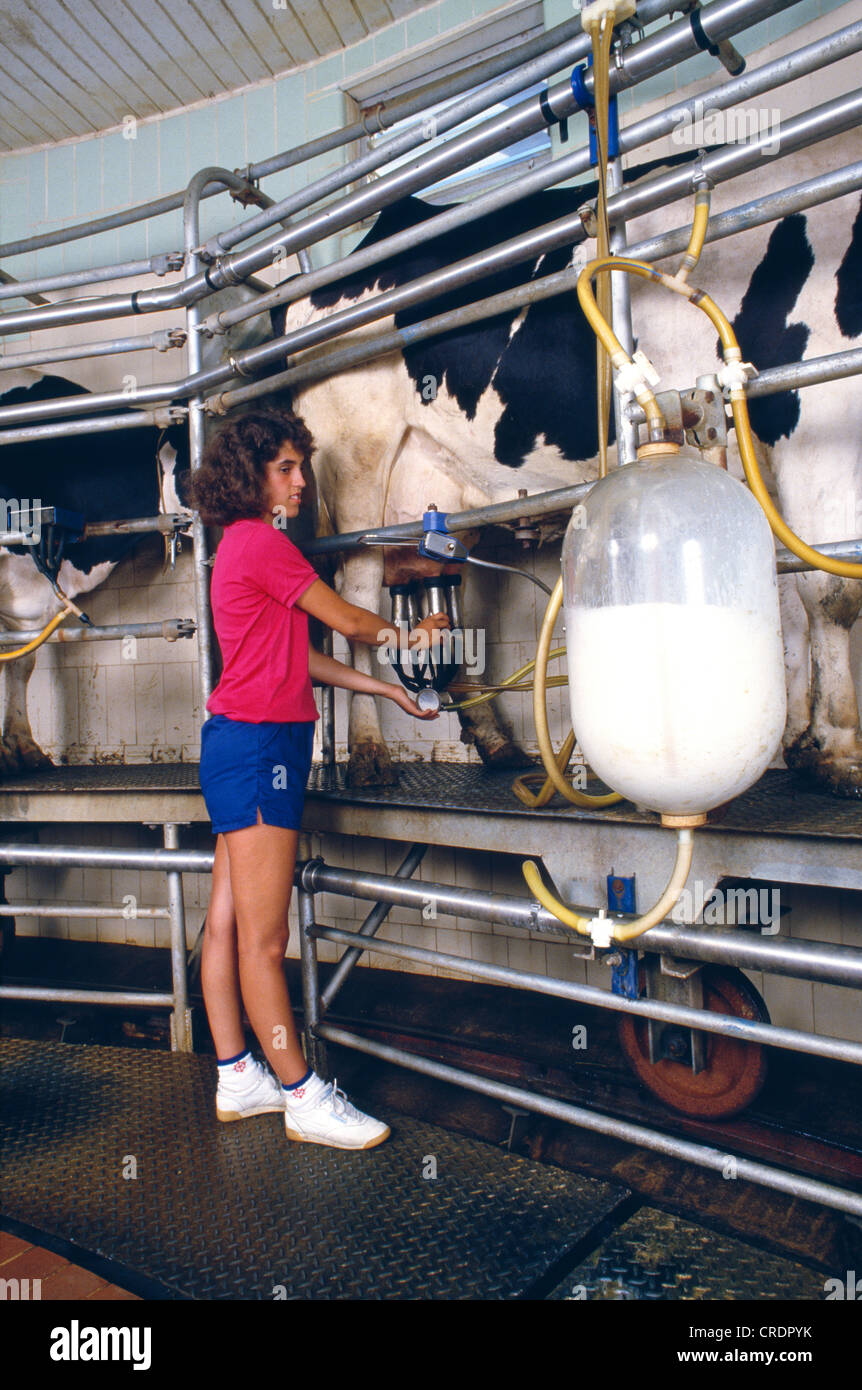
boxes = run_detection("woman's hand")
[387,685,441,720]
[408,611,451,648]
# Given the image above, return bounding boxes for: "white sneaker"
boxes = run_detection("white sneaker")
[216,1054,285,1123]
[283,1074,390,1150]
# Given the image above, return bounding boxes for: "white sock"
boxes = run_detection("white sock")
[217,1050,254,1085]
[283,1071,326,1106]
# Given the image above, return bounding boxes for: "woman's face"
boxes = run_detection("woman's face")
[260,442,306,522]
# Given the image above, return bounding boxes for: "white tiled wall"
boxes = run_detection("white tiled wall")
[1,0,860,1047]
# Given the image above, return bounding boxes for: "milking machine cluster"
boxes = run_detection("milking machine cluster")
[387,508,467,710]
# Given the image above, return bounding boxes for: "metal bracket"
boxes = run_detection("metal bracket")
[418,509,467,562]
[644,954,707,1072]
[153,406,189,429]
[229,172,267,209]
[501,1104,531,1152]
[681,385,728,450]
[155,328,187,352]
[151,251,185,276]
[162,619,197,642]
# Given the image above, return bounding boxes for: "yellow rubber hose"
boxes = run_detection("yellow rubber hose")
[578,252,862,580]
[531,576,623,808]
[0,603,75,662]
[522,827,695,943]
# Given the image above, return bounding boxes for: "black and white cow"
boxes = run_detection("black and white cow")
[271,127,862,794]
[0,370,186,775]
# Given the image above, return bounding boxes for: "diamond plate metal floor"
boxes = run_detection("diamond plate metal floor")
[546,1206,825,1301]
[0,1038,630,1300]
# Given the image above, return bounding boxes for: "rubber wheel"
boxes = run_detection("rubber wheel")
[617,964,770,1119]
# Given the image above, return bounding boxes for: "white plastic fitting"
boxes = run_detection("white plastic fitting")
[614,348,661,397]
[717,358,757,392]
[587,909,617,948]
[579,0,636,32]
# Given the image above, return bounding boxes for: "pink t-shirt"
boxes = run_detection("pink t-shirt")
[207,518,319,723]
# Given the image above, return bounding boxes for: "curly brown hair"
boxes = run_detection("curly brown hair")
[187,408,315,525]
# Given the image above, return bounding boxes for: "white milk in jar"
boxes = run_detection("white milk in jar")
[564,600,786,813]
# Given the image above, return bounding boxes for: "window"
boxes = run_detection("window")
[345,1,553,206]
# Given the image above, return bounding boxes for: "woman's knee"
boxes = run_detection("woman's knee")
[237,923,290,968]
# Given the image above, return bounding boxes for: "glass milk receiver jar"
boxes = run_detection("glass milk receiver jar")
[561,447,786,817]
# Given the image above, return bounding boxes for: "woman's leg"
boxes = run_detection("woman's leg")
[222,818,309,1085]
[200,833,246,1060]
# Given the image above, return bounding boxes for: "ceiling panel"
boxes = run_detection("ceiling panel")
[0,0,418,153]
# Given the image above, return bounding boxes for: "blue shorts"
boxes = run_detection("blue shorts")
[199,715,316,834]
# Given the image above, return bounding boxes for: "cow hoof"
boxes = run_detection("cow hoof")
[785,741,862,798]
[0,737,54,776]
[476,740,536,771]
[347,744,399,787]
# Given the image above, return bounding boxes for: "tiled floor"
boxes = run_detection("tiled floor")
[0,1230,139,1301]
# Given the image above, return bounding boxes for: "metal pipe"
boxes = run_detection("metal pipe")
[318,631,335,766]
[314,922,862,1065]
[300,861,862,988]
[212,87,862,416]
[0,3,675,263]
[0,845,214,873]
[0,905,170,917]
[0,330,185,372]
[317,1024,862,1218]
[216,153,860,393]
[3,24,855,427]
[304,502,862,575]
[624,161,862,265]
[0,620,195,647]
[775,538,862,572]
[304,483,595,555]
[214,264,582,413]
[0,258,167,302]
[207,17,862,339]
[0,846,856,994]
[747,346,862,397]
[84,514,191,537]
[163,823,192,1053]
[298,882,326,1077]
[0,0,797,341]
[0,986,175,1007]
[0,268,48,308]
[608,157,640,468]
[203,0,801,295]
[320,843,428,1012]
[208,19,614,258]
[0,411,187,446]
[625,345,862,423]
[183,171,223,714]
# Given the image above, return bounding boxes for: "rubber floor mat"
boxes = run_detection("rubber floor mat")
[0,1038,630,1300]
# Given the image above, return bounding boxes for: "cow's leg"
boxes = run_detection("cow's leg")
[341,544,397,785]
[783,571,862,796]
[777,573,812,753]
[456,699,534,768]
[451,569,533,768]
[1,647,53,773]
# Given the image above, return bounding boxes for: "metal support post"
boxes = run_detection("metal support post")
[163,823,193,1053]
[297,844,327,1077]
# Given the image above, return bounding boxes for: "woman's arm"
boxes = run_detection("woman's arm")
[308,646,440,719]
[296,577,448,647]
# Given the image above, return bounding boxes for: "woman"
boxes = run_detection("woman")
[189,408,448,1151]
